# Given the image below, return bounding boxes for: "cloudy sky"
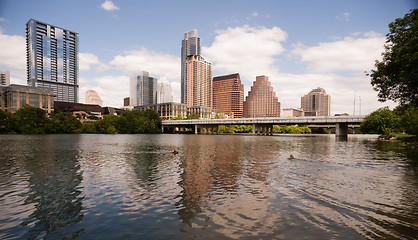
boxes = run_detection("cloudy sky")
[0,0,416,114]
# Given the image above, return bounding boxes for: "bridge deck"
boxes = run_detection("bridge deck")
[162,116,365,126]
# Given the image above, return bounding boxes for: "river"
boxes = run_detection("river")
[0,134,417,239]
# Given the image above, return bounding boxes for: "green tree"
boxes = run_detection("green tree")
[369,9,418,106]
[393,104,418,136]
[360,107,400,137]
[0,110,13,133]
[186,113,199,119]
[13,105,50,134]
[47,112,82,133]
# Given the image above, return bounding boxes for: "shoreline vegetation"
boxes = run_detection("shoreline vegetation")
[0,105,416,143]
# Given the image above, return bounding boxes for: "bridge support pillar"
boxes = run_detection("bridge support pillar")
[195,125,198,135]
[336,123,348,138]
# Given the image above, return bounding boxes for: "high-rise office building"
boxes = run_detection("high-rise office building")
[243,75,281,118]
[26,19,79,103]
[0,71,10,86]
[212,73,243,118]
[157,81,173,104]
[181,30,212,108]
[130,71,157,106]
[184,55,212,108]
[85,90,103,106]
[301,87,330,116]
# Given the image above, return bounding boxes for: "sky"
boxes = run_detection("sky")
[0,0,416,115]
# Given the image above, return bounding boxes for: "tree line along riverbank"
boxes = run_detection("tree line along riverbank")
[1,105,416,141]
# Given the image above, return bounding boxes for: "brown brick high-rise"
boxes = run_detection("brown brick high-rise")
[212,73,243,118]
[243,75,280,118]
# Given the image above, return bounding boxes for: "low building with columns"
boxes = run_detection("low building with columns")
[0,84,54,113]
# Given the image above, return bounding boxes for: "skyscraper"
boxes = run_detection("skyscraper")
[301,87,330,116]
[212,73,243,118]
[181,30,212,108]
[243,75,281,118]
[26,19,79,103]
[130,71,157,106]
[0,71,10,86]
[157,81,173,104]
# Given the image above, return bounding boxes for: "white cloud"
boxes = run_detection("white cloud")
[203,25,287,83]
[79,75,129,107]
[0,32,26,70]
[336,12,351,22]
[79,53,108,72]
[251,12,258,17]
[100,0,119,11]
[292,32,385,73]
[110,48,180,82]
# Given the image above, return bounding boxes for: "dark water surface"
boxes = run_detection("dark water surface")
[0,134,417,239]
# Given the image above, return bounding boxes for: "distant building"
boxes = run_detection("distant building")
[212,73,244,118]
[243,75,281,118]
[0,84,55,113]
[135,102,188,120]
[85,90,103,106]
[181,29,200,104]
[181,30,212,108]
[134,103,211,119]
[130,71,157,106]
[301,87,330,116]
[157,82,173,104]
[187,106,212,119]
[282,108,304,117]
[124,97,130,106]
[26,19,79,103]
[54,101,103,120]
[0,71,10,86]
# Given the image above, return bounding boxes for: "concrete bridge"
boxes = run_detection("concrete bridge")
[162,115,366,138]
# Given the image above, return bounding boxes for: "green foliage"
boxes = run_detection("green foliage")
[186,113,199,119]
[369,9,418,106]
[0,110,13,133]
[273,125,312,134]
[0,107,162,135]
[218,125,234,133]
[13,105,49,134]
[394,104,418,136]
[47,112,82,134]
[214,112,226,119]
[360,107,400,138]
[171,113,184,120]
[233,125,252,133]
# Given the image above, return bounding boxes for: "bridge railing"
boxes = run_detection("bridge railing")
[162,116,366,126]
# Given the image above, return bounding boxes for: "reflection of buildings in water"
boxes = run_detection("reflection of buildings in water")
[20,135,84,239]
[176,135,279,236]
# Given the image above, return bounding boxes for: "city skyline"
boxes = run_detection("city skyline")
[0,0,416,114]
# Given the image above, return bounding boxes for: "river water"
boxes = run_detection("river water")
[0,134,417,239]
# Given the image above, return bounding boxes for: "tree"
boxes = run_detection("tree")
[0,110,13,133]
[369,9,418,106]
[186,113,199,119]
[13,105,50,134]
[360,107,400,137]
[47,112,82,133]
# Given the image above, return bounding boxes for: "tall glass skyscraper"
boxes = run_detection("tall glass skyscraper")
[181,29,212,108]
[26,19,79,103]
[130,71,157,106]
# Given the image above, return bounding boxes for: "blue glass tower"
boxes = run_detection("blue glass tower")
[26,19,79,103]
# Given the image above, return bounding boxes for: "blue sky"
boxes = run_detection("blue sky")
[0,0,416,114]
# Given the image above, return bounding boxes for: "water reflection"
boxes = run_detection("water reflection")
[0,135,84,239]
[1,134,417,239]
